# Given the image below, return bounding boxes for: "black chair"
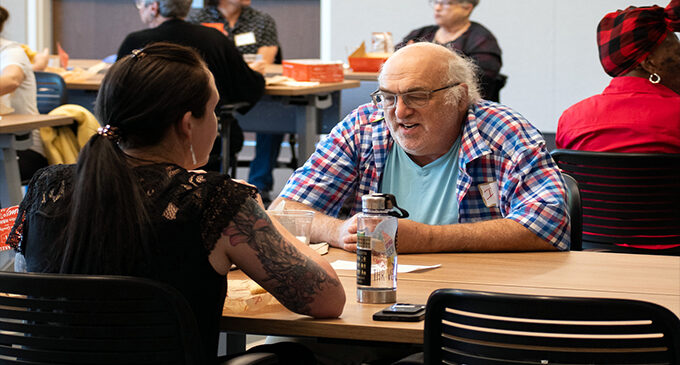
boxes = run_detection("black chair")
[0,271,275,365]
[480,73,507,102]
[551,150,680,253]
[562,172,582,251]
[423,288,680,364]
[34,71,67,114]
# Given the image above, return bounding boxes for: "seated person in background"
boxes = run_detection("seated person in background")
[273,43,570,253]
[397,0,503,102]
[117,0,266,172]
[7,43,344,364]
[0,6,47,184]
[556,0,680,153]
[189,0,284,204]
[187,0,279,73]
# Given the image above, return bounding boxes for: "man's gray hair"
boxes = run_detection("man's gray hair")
[143,0,192,18]
[444,50,481,106]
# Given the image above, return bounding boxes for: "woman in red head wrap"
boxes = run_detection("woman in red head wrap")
[557,0,680,153]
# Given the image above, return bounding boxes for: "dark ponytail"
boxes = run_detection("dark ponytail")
[50,43,212,275]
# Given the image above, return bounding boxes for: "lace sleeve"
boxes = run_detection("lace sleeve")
[6,165,72,254]
[200,175,258,253]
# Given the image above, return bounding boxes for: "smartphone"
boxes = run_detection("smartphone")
[373,303,426,322]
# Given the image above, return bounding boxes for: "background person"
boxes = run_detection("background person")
[557,0,680,153]
[188,0,284,204]
[117,0,266,172]
[397,0,503,101]
[273,43,569,254]
[0,6,47,184]
[8,43,344,364]
[556,0,680,252]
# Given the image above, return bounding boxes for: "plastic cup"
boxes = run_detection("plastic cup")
[269,210,314,245]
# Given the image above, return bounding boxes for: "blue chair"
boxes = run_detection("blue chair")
[34,71,67,114]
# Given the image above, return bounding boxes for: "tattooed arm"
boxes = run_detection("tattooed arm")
[209,198,345,318]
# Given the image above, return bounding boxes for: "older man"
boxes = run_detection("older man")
[274,43,569,253]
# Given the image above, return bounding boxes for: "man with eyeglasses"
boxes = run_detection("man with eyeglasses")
[272,43,569,253]
[397,0,503,102]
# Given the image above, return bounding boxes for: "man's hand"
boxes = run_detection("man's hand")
[330,214,359,252]
[248,60,266,74]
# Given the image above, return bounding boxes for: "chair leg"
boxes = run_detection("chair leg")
[287,134,298,169]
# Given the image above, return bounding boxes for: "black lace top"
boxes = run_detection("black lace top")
[7,163,257,363]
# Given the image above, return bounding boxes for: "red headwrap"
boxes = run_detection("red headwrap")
[597,0,680,77]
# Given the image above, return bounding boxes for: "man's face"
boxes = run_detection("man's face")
[222,0,250,7]
[433,1,473,28]
[379,47,468,166]
[136,0,156,27]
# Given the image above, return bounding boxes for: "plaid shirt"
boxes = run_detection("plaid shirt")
[281,101,570,250]
[187,6,279,56]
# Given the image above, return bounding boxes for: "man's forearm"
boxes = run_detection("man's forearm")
[396,218,556,253]
[270,198,343,245]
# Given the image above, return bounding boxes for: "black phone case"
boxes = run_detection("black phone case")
[372,309,426,322]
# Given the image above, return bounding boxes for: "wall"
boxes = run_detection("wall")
[50,0,319,60]
[323,0,655,133]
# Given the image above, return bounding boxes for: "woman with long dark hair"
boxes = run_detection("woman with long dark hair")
[7,42,344,363]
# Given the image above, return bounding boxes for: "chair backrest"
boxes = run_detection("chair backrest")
[34,71,67,114]
[551,150,680,251]
[424,288,680,364]
[562,172,582,250]
[0,271,203,365]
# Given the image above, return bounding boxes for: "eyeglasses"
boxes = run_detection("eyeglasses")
[428,0,458,8]
[370,83,460,109]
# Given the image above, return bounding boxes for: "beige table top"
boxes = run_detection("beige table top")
[62,61,361,95]
[221,248,680,344]
[0,114,73,134]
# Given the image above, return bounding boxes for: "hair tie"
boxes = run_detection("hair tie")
[97,124,120,142]
[131,48,146,59]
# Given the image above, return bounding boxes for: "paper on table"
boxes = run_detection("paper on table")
[331,260,440,273]
[266,75,320,87]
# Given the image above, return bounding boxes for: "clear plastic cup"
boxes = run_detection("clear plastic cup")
[268,210,314,245]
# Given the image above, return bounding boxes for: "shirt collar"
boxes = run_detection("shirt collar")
[459,103,491,166]
[604,76,678,97]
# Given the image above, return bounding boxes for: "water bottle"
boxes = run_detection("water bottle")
[356,193,409,303]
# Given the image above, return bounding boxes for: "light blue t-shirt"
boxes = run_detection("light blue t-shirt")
[379,137,462,225]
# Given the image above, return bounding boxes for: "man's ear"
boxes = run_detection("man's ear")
[458,83,469,111]
[149,1,160,16]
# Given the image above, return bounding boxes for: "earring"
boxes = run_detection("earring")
[190,144,197,165]
[649,73,661,84]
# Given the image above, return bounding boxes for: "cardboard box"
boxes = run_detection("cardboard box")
[282,59,344,83]
[348,41,391,72]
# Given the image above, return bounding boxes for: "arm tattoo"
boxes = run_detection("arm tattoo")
[223,198,340,314]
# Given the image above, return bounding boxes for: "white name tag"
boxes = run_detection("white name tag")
[234,32,256,47]
[478,181,499,208]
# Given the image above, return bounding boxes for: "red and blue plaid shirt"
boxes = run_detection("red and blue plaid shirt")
[280,101,570,250]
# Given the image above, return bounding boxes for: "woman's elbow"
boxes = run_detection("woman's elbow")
[309,286,346,318]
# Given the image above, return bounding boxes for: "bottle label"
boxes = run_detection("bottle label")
[357,248,371,286]
[356,232,371,286]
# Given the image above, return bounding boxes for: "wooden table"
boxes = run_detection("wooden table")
[221,248,680,351]
[61,61,361,165]
[0,114,72,207]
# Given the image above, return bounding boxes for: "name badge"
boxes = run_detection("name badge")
[234,32,256,47]
[478,181,499,208]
